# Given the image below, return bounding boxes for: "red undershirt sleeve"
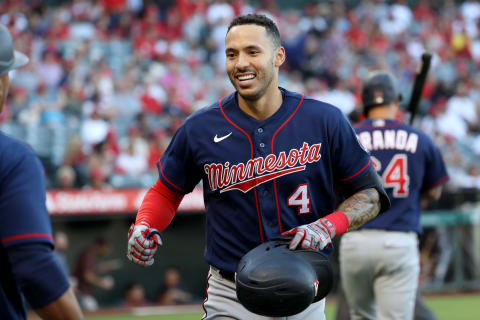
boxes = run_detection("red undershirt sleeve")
[135,178,185,231]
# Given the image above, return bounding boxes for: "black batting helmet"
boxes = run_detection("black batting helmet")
[362,71,401,116]
[235,237,333,317]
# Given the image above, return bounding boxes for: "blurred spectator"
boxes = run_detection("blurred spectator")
[446,83,479,131]
[112,77,141,120]
[73,237,120,311]
[55,165,77,189]
[155,267,193,306]
[460,164,480,189]
[36,50,64,89]
[135,112,153,140]
[53,230,78,289]
[88,166,112,190]
[119,125,148,159]
[63,135,88,187]
[115,140,148,176]
[379,0,412,36]
[86,136,118,189]
[6,85,29,121]
[206,0,235,25]
[317,79,356,115]
[80,110,110,154]
[147,129,168,171]
[53,231,72,281]
[121,282,150,308]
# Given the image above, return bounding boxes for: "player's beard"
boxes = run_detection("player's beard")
[0,73,10,113]
[230,59,275,102]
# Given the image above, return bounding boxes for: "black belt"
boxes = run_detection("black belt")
[217,268,236,282]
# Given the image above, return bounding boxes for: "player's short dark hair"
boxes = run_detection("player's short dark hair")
[227,14,281,48]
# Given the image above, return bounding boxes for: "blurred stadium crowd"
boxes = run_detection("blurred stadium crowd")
[1,0,480,201]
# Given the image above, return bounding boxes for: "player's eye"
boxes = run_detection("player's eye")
[226,52,236,58]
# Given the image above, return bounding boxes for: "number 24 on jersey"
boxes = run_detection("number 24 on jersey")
[372,154,409,198]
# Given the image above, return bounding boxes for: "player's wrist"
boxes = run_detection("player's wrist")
[135,221,151,228]
[320,211,348,237]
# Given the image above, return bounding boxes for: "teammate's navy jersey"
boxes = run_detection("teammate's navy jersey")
[355,119,449,233]
[0,132,67,319]
[159,88,373,272]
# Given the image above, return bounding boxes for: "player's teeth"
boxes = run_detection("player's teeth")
[238,74,255,80]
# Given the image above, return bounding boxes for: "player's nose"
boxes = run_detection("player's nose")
[235,52,250,69]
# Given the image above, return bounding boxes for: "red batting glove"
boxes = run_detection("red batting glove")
[281,211,348,251]
[127,222,162,267]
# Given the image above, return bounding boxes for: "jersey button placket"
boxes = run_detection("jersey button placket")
[254,126,274,235]
[257,128,265,149]
[255,127,267,155]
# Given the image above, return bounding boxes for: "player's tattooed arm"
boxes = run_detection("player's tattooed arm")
[337,187,381,231]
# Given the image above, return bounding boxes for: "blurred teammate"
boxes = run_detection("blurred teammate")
[74,237,119,311]
[127,14,389,319]
[155,266,193,306]
[340,71,449,320]
[0,24,83,319]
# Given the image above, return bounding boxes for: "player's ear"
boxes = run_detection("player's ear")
[274,46,286,68]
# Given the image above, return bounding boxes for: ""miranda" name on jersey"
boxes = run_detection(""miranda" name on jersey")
[357,130,419,153]
[204,142,322,193]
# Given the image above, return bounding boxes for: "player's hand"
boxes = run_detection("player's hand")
[127,222,162,267]
[281,217,336,251]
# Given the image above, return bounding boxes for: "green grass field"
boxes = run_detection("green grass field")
[75,294,479,320]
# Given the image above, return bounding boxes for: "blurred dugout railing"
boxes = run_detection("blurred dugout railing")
[420,208,480,293]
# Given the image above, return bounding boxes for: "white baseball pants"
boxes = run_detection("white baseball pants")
[340,229,420,320]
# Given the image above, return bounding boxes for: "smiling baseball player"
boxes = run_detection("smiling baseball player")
[127,14,389,320]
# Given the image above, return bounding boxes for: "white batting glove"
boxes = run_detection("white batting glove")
[127,222,162,267]
[282,218,336,251]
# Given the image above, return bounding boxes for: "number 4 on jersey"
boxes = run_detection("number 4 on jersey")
[288,184,311,215]
[380,154,409,197]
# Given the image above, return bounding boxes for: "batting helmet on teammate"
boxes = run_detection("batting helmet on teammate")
[361,70,402,117]
[0,24,29,76]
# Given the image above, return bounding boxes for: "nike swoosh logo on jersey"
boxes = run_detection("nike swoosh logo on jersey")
[214,132,232,143]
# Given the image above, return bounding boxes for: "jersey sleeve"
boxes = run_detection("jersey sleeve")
[330,110,372,184]
[157,120,202,194]
[422,136,449,190]
[7,243,70,309]
[0,142,54,248]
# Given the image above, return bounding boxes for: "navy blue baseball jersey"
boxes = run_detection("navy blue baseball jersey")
[158,88,373,273]
[0,132,69,319]
[355,119,449,233]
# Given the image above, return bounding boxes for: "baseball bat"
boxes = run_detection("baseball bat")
[407,53,432,125]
